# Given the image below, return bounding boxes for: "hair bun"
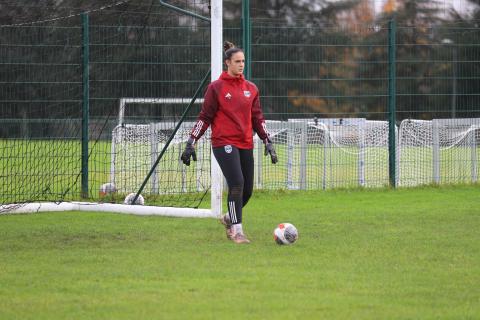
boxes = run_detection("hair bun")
[223,41,235,52]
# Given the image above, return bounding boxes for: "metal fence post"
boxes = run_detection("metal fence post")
[81,12,89,198]
[242,0,252,80]
[388,18,397,188]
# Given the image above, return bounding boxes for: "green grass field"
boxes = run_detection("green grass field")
[1,185,479,319]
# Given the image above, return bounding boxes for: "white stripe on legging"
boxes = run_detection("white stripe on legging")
[229,201,237,223]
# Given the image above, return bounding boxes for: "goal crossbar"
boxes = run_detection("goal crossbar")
[118,97,204,125]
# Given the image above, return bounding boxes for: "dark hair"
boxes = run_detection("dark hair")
[223,41,243,61]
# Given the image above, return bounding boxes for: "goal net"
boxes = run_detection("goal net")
[266,118,392,189]
[398,118,479,186]
[111,123,208,193]
[109,97,217,211]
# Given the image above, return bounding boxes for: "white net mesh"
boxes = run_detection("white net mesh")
[398,120,434,186]
[111,122,211,195]
[111,124,151,194]
[398,118,480,186]
[257,119,391,190]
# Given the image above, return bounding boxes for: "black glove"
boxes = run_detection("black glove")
[181,137,197,166]
[264,138,278,164]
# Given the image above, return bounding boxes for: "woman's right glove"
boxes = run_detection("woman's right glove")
[181,137,197,166]
[264,138,278,164]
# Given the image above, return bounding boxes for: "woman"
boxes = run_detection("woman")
[181,41,278,244]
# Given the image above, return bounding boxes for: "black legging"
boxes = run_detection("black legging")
[213,145,254,225]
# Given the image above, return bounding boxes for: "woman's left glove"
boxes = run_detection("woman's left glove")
[181,137,197,166]
[264,138,278,164]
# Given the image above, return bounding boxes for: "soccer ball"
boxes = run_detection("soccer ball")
[124,193,145,205]
[99,182,116,197]
[274,223,299,245]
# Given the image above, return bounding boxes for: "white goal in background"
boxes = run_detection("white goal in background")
[111,121,211,194]
[398,118,479,186]
[110,96,218,217]
[273,118,392,189]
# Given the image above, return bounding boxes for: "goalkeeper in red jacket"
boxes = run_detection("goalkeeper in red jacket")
[181,41,278,244]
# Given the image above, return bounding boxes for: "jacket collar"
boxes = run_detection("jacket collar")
[220,71,245,83]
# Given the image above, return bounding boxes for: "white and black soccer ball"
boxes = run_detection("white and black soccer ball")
[99,182,116,197]
[274,223,299,245]
[124,193,145,205]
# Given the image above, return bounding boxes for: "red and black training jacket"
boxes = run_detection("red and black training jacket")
[189,71,269,149]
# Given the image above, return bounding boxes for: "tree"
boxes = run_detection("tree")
[370,0,449,120]
[245,0,362,117]
[443,0,480,118]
